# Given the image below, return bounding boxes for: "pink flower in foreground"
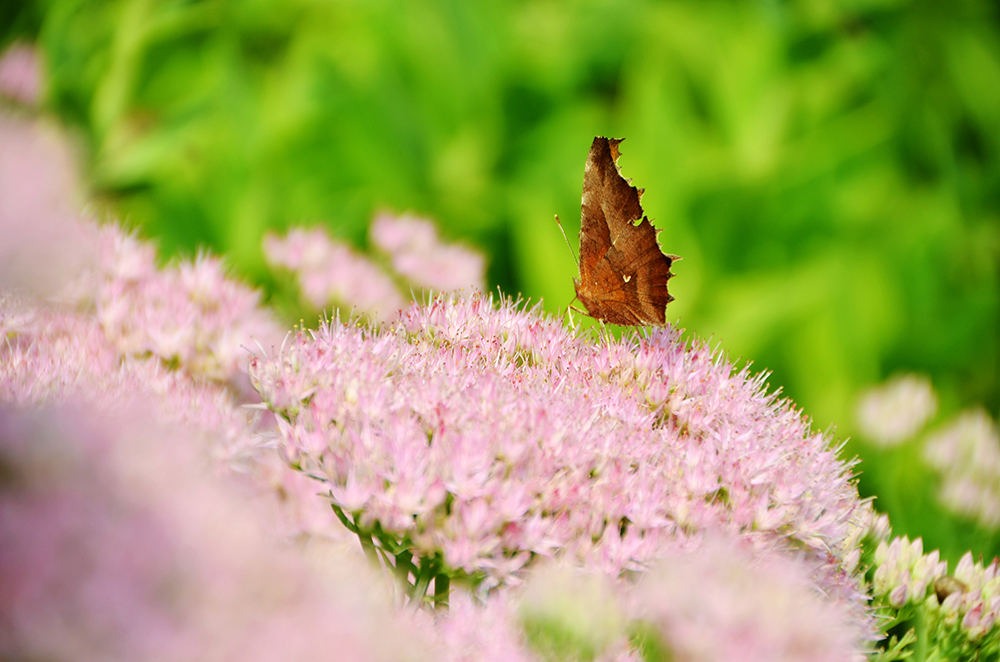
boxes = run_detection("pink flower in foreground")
[250,293,870,620]
[631,536,870,662]
[263,226,405,321]
[437,592,537,662]
[0,286,341,542]
[370,212,485,292]
[0,293,256,458]
[461,536,874,662]
[517,562,627,661]
[0,43,42,106]
[0,403,428,662]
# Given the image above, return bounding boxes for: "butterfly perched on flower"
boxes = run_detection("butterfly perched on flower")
[571,136,678,326]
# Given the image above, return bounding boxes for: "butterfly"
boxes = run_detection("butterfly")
[571,136,677,326]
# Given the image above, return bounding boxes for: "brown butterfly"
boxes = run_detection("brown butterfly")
[572,136,678,326]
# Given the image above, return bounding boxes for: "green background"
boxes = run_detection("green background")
[4,0,1000,564]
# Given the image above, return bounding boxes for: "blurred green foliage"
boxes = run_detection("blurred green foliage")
[4,0,1000,560]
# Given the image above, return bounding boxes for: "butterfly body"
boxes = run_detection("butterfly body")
[574,137,677,326]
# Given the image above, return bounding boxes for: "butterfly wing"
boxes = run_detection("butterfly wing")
[574,137,675,326]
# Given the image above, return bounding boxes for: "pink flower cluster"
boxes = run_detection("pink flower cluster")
[631,537,868,662]
[81,228,284,388]
[263,215,484,323]
[250,292,869,606]
[0,294,263,463]
[1,113,282,390]
[370,212,485,292]
[0,113,331,528]
[872,535,1000,646]
[264,227,406,321]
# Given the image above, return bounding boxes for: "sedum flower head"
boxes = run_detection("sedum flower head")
[0,284,340,544]
[856,374,937,447]
[0,115,282,388]
[250,293,868,608]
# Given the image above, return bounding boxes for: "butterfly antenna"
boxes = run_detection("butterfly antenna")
[554,214,579,267]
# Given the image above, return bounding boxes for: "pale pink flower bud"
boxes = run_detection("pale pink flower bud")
[872,536,946,608]
[980,611,997,634]
[941,591,964,616]
[856,374,937,447]
[844,548,862,575]
[889,584,910,609]
[870,512,892,542]
[963,603,985,636]
[956,552,977,585]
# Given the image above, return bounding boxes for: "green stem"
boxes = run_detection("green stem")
[914,607,928,662]
[394,550,415,590]
[376,546,394,572]
[357,529,381,568]
[434,573,450,610]
[372,524,403,555]
[411,565,432,607]
[330,503,359,534]
[330,504,380,567]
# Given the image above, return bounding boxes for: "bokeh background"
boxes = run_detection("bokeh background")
[3,0,999,564]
